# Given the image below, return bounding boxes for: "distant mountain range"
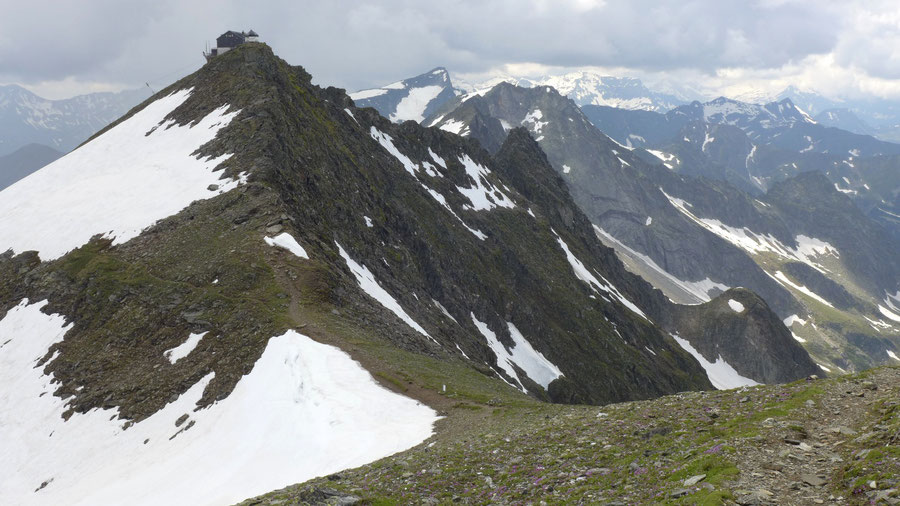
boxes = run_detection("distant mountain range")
[350,69,689,122]
[376,69,900,376]
[0,143,62,191]
[349,67,900,145]
[457,72,686,113]
[0,84,149,157]
[732,85,900,143]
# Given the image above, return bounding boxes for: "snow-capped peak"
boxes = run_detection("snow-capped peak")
[459,71,683,112]
[350,67,456,123]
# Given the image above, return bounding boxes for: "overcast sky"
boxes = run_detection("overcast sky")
[3,0,900,101]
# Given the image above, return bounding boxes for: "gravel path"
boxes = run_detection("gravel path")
[726,368,900,505]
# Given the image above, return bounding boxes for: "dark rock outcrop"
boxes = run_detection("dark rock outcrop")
[667,288,820,383]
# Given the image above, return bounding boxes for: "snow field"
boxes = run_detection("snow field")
[0,88,243,260]
[0,299,437,506]
[391,85,444,123]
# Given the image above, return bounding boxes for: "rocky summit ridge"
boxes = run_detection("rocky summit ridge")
[0,43,842,505]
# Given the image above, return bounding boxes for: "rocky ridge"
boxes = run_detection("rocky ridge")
[0,42,733,425]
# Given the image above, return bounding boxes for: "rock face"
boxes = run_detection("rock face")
[665,288,820,384]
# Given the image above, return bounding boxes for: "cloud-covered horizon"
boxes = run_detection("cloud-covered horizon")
[2,0,899,101]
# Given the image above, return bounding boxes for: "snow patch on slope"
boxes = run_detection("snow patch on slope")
[390,86,444,123]
[594,225,728,304]
[336,243,435,343]
[646,149,677,169]
[660,188,839,273]
[521,109,548,135]
[438,119,468,136]
[878,304,900,323]
[0,300,437,506]
[768,270,834,307]
[672,334,760,390]
[728,299,745,313]
[702,131,715,152]
[456,154,515,211]
[433,300,458,325]
[0,88,242,261]
[506,322,563,388]
[164,332,207,364]
[428,148,446,168]
[264,233,309,259]
[370,127,418,176]
[783,314,807,327]
[369,129,485,240]
[470,315,563,390]
[554,230,647,319]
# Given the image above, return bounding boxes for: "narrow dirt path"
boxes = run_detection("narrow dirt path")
[726,368,900,505]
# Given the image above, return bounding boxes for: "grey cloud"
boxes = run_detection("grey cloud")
[0,0,167,80]
[268,0,846,91]
[0,0,870,95]
[831,1,900,80]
